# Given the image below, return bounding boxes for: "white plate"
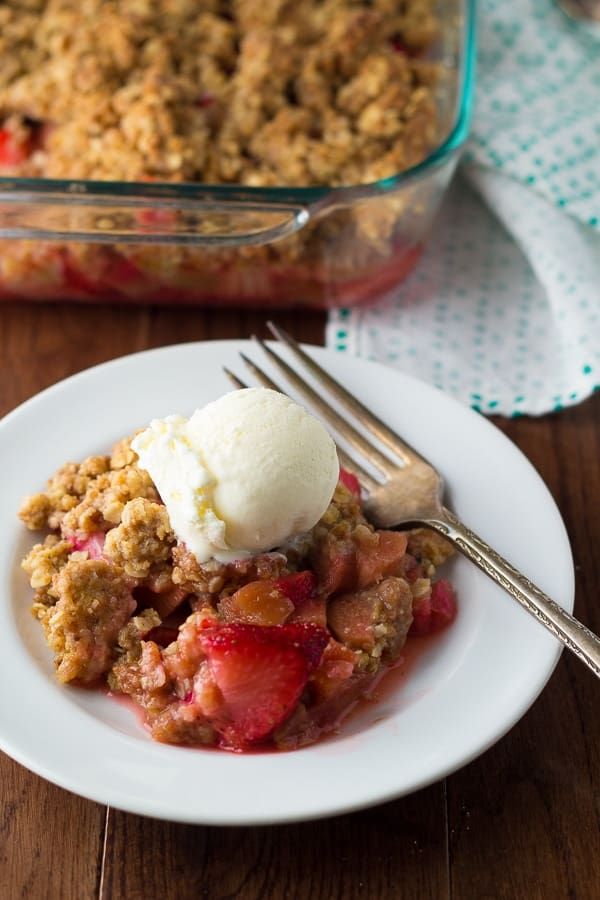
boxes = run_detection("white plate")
[0,341,574,825]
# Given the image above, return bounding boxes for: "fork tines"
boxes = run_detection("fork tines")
[225,322,429,492]
[225,342,373,488]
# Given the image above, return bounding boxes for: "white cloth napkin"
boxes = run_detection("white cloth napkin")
[326,0,600,416]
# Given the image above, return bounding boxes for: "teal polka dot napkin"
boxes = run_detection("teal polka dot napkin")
[326,0,600,417]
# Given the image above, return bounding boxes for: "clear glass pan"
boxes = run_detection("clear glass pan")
[0,0,475,308]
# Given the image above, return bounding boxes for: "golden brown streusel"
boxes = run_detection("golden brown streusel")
[43,558,136,683]
[0,0,441,187]
[19,447,157,538]
[21,534,72,610]
[60,465,159,534]
[116,607,162,662]
[171,547,290,598]
[103,498,175,578]
[407,528,454,572]
[19,458,105,530]
[18,492,52,531]
[110,436,139,470]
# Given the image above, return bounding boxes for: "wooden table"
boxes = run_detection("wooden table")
[2,302,600,900]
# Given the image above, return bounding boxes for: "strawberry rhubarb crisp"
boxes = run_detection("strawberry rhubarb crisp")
[0,0,445,307]
[19,388,456,751]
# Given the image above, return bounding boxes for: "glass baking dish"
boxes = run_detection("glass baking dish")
[0,0,475,309]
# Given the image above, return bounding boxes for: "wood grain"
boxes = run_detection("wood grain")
[1,755,105,900]
[101,786,448,900]
[2,300,600,900]
[449,396,600,900]
[0,302,327,416]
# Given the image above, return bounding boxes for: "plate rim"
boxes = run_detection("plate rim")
[0,339,574,824]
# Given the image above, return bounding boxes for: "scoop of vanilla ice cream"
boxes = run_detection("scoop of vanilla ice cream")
[131,388,339,563]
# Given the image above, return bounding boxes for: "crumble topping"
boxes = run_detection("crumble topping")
[22,534,72,613]
[103,498,175,578]
[42,558,136,683]
[0,0,441,186]
[19,448,159,533]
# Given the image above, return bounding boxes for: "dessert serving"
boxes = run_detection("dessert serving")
[18,387,456,752]
[0,0,474,307]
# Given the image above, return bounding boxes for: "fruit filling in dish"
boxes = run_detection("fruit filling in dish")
[19,388,456,751]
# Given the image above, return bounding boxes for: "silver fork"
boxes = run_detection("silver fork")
[226,321,600,680]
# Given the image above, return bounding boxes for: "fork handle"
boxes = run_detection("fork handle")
[429,507,600,678]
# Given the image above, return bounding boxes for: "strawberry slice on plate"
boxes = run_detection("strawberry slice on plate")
[410,578,457,636]
[338,468,361,497]
[63,529,106,559]
[198,622,329,747]
[275,571,317,607]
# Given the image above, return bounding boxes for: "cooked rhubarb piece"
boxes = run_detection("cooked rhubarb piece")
[218,580,295,626]
[327,576,414,659]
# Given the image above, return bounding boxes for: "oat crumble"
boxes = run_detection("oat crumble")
[0,0,441,186]
[0,0,447,307]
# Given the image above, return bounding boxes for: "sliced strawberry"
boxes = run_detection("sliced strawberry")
[64,530,106,559]
[197,622,329,746]
[389,36,421,57]
[429,579,457,631]
[409,592,432,636]
[195,92,215,108]
[0,127,32,168]
[275,570,316,607]
[282,622,331,668]
[339,468,361,497]
[410,579,457,636]
[61,254,107,298]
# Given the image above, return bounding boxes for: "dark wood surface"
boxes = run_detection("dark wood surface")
[2,302,599,900]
